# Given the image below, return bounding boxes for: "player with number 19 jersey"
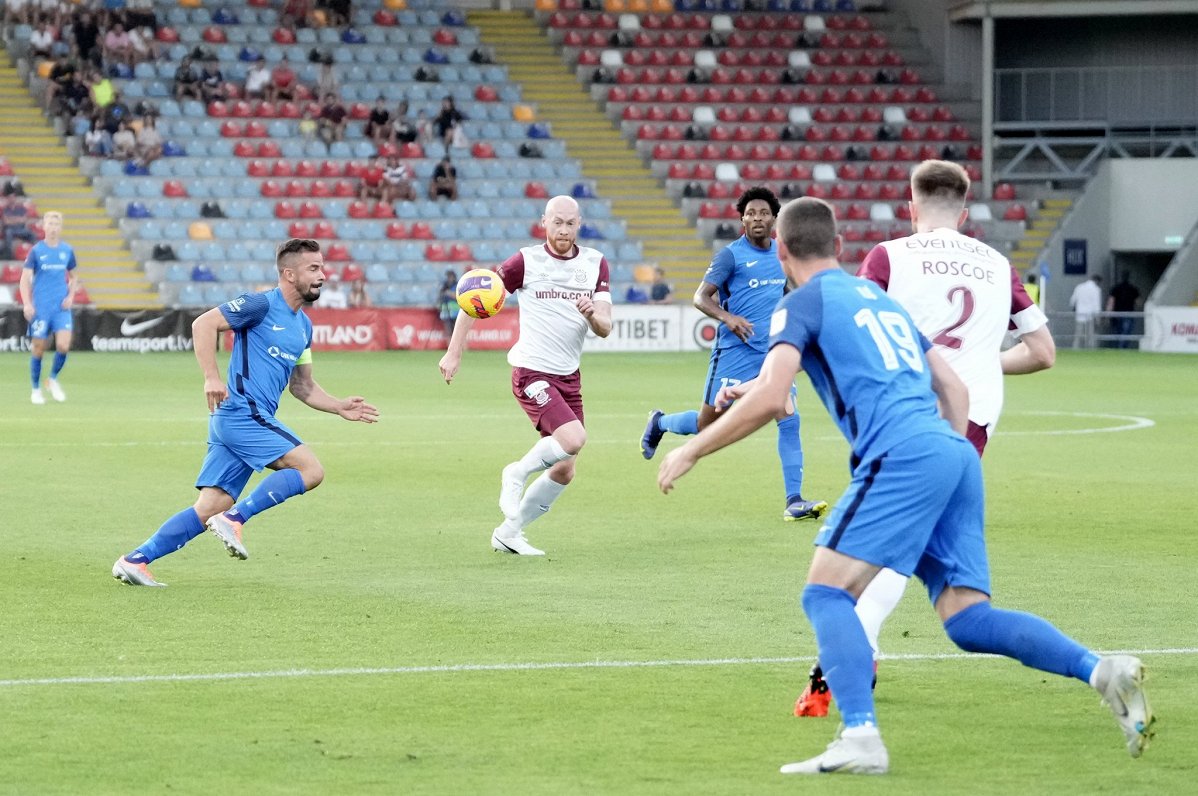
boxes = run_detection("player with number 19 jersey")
[857,229,1046,438]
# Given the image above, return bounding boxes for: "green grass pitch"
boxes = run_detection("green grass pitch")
[1,349,1195,794]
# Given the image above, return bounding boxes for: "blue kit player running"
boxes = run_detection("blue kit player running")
[20,211,78,405]
[640,187,825,521]
[112,239,379,587]
[657,198,1153,774]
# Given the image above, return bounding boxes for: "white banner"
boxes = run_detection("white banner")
[583,305,723,352]
[1141,306,1198,353]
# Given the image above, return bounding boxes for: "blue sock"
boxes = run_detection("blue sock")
[51,352,67,378]
[801,584,877,728]
[776,413,804,502]
[131,507,206,563]
[227,468,306,523]
[944,601,1099,684]
[659,410,699,436]
[30,357,42,388]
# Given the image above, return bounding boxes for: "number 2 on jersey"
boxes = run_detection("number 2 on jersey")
[854,308,924,372]
[932,285,975,350]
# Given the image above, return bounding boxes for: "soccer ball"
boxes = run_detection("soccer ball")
[456,268,506,319]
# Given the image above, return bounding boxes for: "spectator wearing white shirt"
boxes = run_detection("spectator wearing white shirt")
[318,273,349,309]
[1069,274,1103,349]
[28,21,55,60]
[244,58,271,100]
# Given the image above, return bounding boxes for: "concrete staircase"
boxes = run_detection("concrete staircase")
[1009,196,1073,273]
[0,56,158,309]
[468,10,713,290]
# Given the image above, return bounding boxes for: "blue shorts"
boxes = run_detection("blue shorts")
[813,432,990,605]
[195,409,303,500]
[28,309,73,340]
[703,344,765,406]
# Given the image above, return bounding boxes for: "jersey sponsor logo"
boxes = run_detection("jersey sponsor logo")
[224,297,247,313]
[748,277,786,290]
[119,316,165,336]
[266,345,298,362]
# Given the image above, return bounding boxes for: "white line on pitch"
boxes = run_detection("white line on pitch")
[2,648,1194,689]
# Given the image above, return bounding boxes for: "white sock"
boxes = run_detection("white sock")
[514,436,572,480]
[842,724,881,738]
[854,567,909,657]
[517,472,568,529]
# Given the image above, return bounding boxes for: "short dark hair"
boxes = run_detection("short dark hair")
[736,186,781,217]
[777,197,838,260]
[911,160,969,209]
[276,238,320,271]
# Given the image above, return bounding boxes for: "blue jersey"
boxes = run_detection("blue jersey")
[769,269,953,467]
[703,235,787,353]
[24,241,77,312]
[217,289,313,418]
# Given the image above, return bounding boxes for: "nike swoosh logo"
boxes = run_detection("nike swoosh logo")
[745,260,759,268]
[271,325,286,331]
[120,316,165,336]
[818,761,849,773]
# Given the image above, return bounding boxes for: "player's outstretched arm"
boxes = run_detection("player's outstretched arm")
[659,346,798,493]
[438,312,476,384]
[927,349,969,435]
[1000,324,1056,375]
[192,307,231,411]
[288,364,379,422]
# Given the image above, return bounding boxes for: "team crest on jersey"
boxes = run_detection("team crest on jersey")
[572,268,588,285]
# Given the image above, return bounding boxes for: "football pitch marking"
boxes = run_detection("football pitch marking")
[2,647,1194,689]
[0,412,1157,449]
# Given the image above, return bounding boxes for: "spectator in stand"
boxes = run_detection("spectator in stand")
[44,55,76,111]
[29,20,56,60]
[437,268,458,338]
[111,119,136,160]
[73,11,101,66]
[1069,274,1103,349]
[3,0,32,28]
[128,24,156,65]
[316,58,339,99]
[382,155,416,203]
[281,0,314,29]
[199,57,225,103]
[432,95,465,150]
[88,68,114,113]
[136,115,163,165]
[414,109,433,145]
[317,272,348,309]
[649,266,674,304]
[317,92,347,144]
[347,275,371,308]
[100,88,131,134]
[243,56,271,101]
[269,61,297,104]
[428,156,457,201]
[317,0,351,28]
[102,22,133,67]
[363,96,391,146]
[84,118,112,157]
[298,106,317,140]
[358,156,386,202]
[1106,271,1141,348]
[2,195,36,258]
[173,55,200,101]
[1024,272,1040,305]
[126,0,157,31]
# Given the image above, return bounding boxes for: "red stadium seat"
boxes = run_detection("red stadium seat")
[260,180,283,197]
[162,180,187,197]
[333,180,356,197]
[287,221,311,238]
[993,182,1016,201]
[299,201,322,219]
[424,243,449,261]
[348,200,370,219]
[246,160,269,177]
[207,101,228,118]
[324,244,350,262]
[285,180,307,197]
[271,159,292,177]
[1002,204,1028,222]
[312,221,337,239]
[385,222,408,239]
[219,121,242,138]
[410,221,435,240]
[244,121,268,138]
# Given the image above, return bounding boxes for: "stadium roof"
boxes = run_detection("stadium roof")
[950,0,1198,21]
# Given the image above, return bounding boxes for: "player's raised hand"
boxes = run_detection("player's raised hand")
[203,375,228,413]
[658,445,698,494]
[724,313,754,343]
[338,396,379,423]
[438,351,460,384]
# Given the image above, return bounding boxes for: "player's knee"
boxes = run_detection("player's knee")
[556,428,586,455]
[301,463,325,491]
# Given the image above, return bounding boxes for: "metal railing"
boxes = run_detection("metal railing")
[1045,311,1145,349]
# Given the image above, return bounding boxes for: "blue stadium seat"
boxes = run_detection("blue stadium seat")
[177,283,205,307]
[165,263,191,282]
